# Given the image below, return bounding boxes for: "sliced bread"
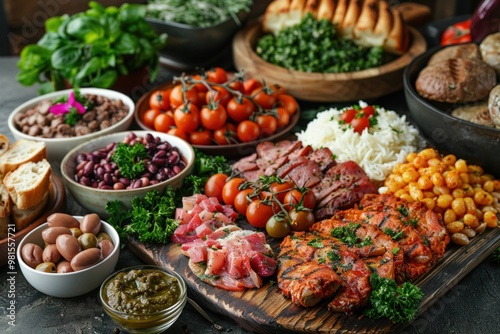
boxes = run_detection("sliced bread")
[3,159,51,210]
[12,190,49,231]
[0,139,46,175]
[0,134,9,157]
[0,180,11,218]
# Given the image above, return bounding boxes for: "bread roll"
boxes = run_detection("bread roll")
[428,43,481,66]
[480,32,500,78]
[416,58,497,103]
[3,159,51,210]
[262,0,410,55]
[0,139,46,175]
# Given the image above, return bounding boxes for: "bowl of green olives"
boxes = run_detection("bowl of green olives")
[100,265,187,333]
[17,213,120,298]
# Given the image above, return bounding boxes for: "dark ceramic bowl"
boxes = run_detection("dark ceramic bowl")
[146,10,251,66]
[403,45,500,175]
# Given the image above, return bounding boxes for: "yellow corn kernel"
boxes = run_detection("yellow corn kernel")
[409,182,424,201]
[436,194,454,209]
[468,172,481,185]
[406,152,417,163]
[483,180,495,193]
[493,180,500,191]
[445,170,461,189]
[451,188,465,198]
[455,159,468,173]
[451,197,466,217]
[442,154,457,166]
[463,184,475,197]
[418,148,439,160]
[424,191,436,199]
[431,173,445,187]
[464,197,477,215]
[446,221,464,234]
[421,198,435,210]
[459,172,470,185]
[400,193,414,203]
[394,188,408,198]
[463,213,479,228]
[483,211,499,228]
[433,185,450,196]
[474,191,494,206]
[443,209,457,225]
[412,156,428,169]
[417,175,433,190]
[468,165,484,175]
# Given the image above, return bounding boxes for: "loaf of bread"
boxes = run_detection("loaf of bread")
[3,159,51,210]
[0,139,46,175]
[0,134,9,157]
[416,58,497,103]
[262,0,409,54]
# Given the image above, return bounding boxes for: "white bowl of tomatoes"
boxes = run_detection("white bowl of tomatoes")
[134,67,300,158]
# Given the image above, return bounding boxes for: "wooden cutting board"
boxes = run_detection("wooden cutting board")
[128,223,500,333]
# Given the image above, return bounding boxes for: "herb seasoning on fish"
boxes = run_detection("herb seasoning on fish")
[103,269,181,314]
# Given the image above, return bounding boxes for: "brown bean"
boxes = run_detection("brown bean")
[56,260,74,273]
[99,239,115,260]
[42,226,72,244]
[47,213,80,229]
[21,243,44,269]
[42,244,62,263]
[56,234,81,261]
[70,248,102,271]
[80,213,101,235]
[451,232,470,246]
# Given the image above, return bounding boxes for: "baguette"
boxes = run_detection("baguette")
[3,159,51,210]
[0,134,9,157]
[262,0,410,55]
[0,180,11,218]
[0,139,46,175]
[11,190,49,231]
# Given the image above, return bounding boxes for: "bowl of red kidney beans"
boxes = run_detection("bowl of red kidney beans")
[60,131,195,217]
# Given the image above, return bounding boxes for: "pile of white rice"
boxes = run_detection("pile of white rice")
[296,101,425,181]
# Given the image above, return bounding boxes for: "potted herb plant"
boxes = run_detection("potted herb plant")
[16,1,167,95]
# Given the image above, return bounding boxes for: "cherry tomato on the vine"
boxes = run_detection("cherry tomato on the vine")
[213,123,237,145]
[246,200,275,229]
[204,173,228,202]
[276,94,298,115]
[237,120,260,143]
[149,89,171,111]
[153,112,175,133]
[200,102,227,130]
[167,127,188,141]
[170,84,199,109]
[256,115,278,136]
[189,128,213,145]
[228,79,244,93]
[266,215,291,238]
[142,108,161,129]
[276,107,290,128]
[269,180,294,203]
[206,67,228,84]
[191,74,208,93]
[222,177,245,206]
[288,209,315,231]
[234,188,255,215]
[174,103,200,133]
[206,86,231,107]
[242,79,262,95]
[226,97,255,123]
[283,188,316,210]
[251,87,277,110]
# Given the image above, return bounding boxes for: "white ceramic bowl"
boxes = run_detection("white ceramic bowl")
[8,88,135,163]
[17,217,120,298]
[60,131,195,217]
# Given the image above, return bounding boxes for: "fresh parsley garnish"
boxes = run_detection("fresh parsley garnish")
[364,273,423,323]
[111,142,148,179]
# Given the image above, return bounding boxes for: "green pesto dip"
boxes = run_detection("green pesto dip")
[104,269,181,314]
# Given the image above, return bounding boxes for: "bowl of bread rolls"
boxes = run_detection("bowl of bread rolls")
[232,0,427,102]
[404,34,500,174]
[0,135,65,266]
[7,88,135,164]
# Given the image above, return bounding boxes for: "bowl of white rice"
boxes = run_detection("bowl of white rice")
[296,101,425,182]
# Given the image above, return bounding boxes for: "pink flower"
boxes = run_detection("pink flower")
[50,91,86,115]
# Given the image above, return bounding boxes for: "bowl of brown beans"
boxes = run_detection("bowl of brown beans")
[8,88,135,163]
[60,131,195,217]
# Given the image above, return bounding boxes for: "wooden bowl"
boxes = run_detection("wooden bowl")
[134,82,300,159]
[233,18,427,102]
[0,173,65,266]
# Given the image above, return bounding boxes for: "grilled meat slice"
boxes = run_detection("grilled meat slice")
[278,232,372,313]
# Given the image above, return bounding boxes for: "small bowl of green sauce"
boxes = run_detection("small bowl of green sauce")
[99,265,187,333]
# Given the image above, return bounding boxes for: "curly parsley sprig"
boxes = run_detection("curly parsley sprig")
[111,142,148,179]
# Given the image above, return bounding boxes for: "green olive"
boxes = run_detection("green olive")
[96,232,112,243]
[35,262,56,273]
[78,233,98,250]
[70,227,83,239]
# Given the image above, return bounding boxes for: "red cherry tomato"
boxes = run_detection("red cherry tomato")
[226,97,255,123]
[276,107,290,128]
[339,108,357,123]
[246,200,275,229]
[204,173,228,202]
[153,112,175,133]
[269,180,294,203]
[200,103,227,130]
[256,115,278,136]
[251,87,277,110]
[237,120,260,143]
[234,188,255,215]
[170,84,199,109]
[351,117,370,134]
[242,79,263,95]
[276,94,298,115]
[149,89,171,111]
[206,67,228,84]
[167,127,188,141]
[173,103,200,133]
[213,123,237,145]
[222,177,245,206]
[206,86,231,107]
[142,108,161,129]
[189,128,213,145]
[283,189,316,210]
